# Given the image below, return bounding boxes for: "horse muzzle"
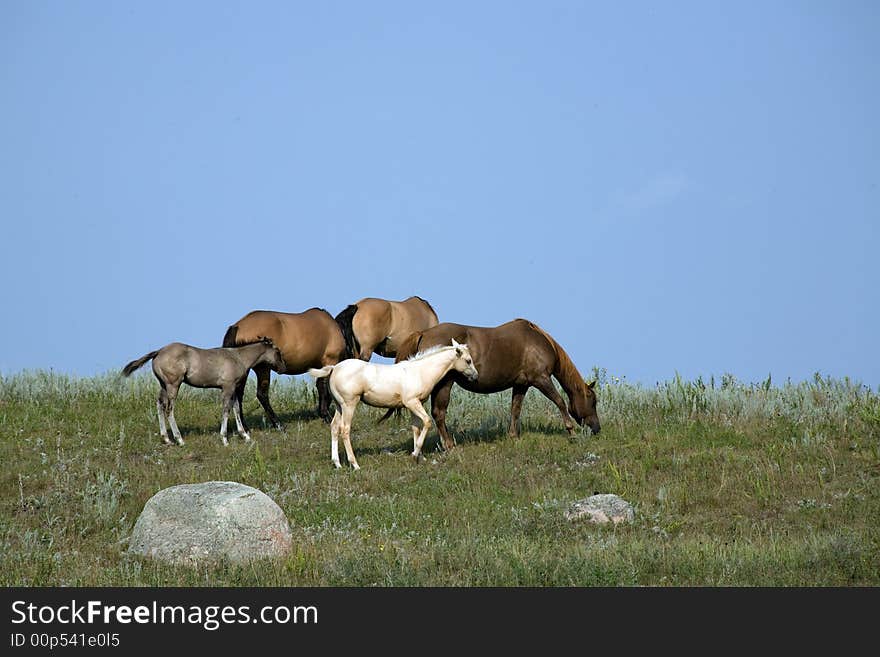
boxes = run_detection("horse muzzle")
[577,417,601,435]
[465,367,478,382]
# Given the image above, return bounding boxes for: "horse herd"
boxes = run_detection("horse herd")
[122,296,601,469]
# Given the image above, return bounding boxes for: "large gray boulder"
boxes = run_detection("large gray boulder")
[565,493,634,524]
[128,481,292,565]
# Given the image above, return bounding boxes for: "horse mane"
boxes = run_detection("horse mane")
[406,344,457,362]
[523,320,585,394]
[224,336,275,350]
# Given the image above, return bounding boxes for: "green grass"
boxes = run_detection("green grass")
[1,369,878,586]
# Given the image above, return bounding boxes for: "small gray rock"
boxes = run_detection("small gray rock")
[128,481,292,565]
[566,493,634,524]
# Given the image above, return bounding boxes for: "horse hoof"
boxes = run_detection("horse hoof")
[351,463,361,471]
[176,440,185,447]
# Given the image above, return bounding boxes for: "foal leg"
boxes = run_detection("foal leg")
[156,387,172,445]
[219,391,234,446]
[234,379,248,433]
[533,376,576,435]
[165,383,185,446]
[254,365,283,430]
[339,401,360,470]
[330,410,342,468]
[405,399,433,461]
[409,411,421,451]
[509,384,529,437]
[232,390,252,443]
[430,379,456,451]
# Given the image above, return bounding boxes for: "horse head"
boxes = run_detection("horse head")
[570,380,601,435]
[451,339,478,382]
[257,336,287,373]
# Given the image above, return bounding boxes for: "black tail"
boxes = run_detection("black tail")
[222,324,239,348]
[122,350,160,377]
[377,407,399,424]
[334,304,361,359]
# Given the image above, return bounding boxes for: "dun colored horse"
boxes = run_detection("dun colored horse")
[222,307,346,427]
[334,296,439,360]
[309,340,478,469]
[121,338,286,446]
[390,319,600,449]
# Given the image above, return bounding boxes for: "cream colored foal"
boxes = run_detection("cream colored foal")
[309,340,478,469]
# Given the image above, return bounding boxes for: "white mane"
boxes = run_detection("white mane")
[407,344,460,362]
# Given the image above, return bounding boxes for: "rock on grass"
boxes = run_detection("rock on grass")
[128,481,292,565]
[566,494,634,524]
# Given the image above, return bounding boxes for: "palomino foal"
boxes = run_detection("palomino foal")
[122,338,286,446]
[309,339,477,469]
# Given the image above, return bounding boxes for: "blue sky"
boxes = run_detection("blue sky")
[1,1,878,387]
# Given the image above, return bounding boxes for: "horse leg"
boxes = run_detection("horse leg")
[340,401,360,470]
[509,384,529,437]
[405,399,433,462]
[156,387,172,445]
[254,365,283,430]
[533,377,576,435]
[430,379,456,451]
[165,383,185,446]
[316,376,333,423]
[330,410,342,468]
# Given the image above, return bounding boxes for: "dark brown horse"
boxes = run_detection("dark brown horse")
[390,319,600,449]
[334,296,439,360]
[222,307,346,427]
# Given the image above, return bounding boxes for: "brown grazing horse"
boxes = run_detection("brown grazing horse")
[334,296,439,360]
[222,307,346,427]
[390,319,600,449]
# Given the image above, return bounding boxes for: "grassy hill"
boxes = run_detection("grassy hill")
[1,369,877,586]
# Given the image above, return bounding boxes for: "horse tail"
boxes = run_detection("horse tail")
[222,324,239,348]
[308,366,334,379]
[393,330,423,363]
[377,407,398,424]
[334,304,361,359]
[122,350,159,377]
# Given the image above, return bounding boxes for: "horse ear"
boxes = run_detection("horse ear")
[451,338,461,348]
[586,380,596,390]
